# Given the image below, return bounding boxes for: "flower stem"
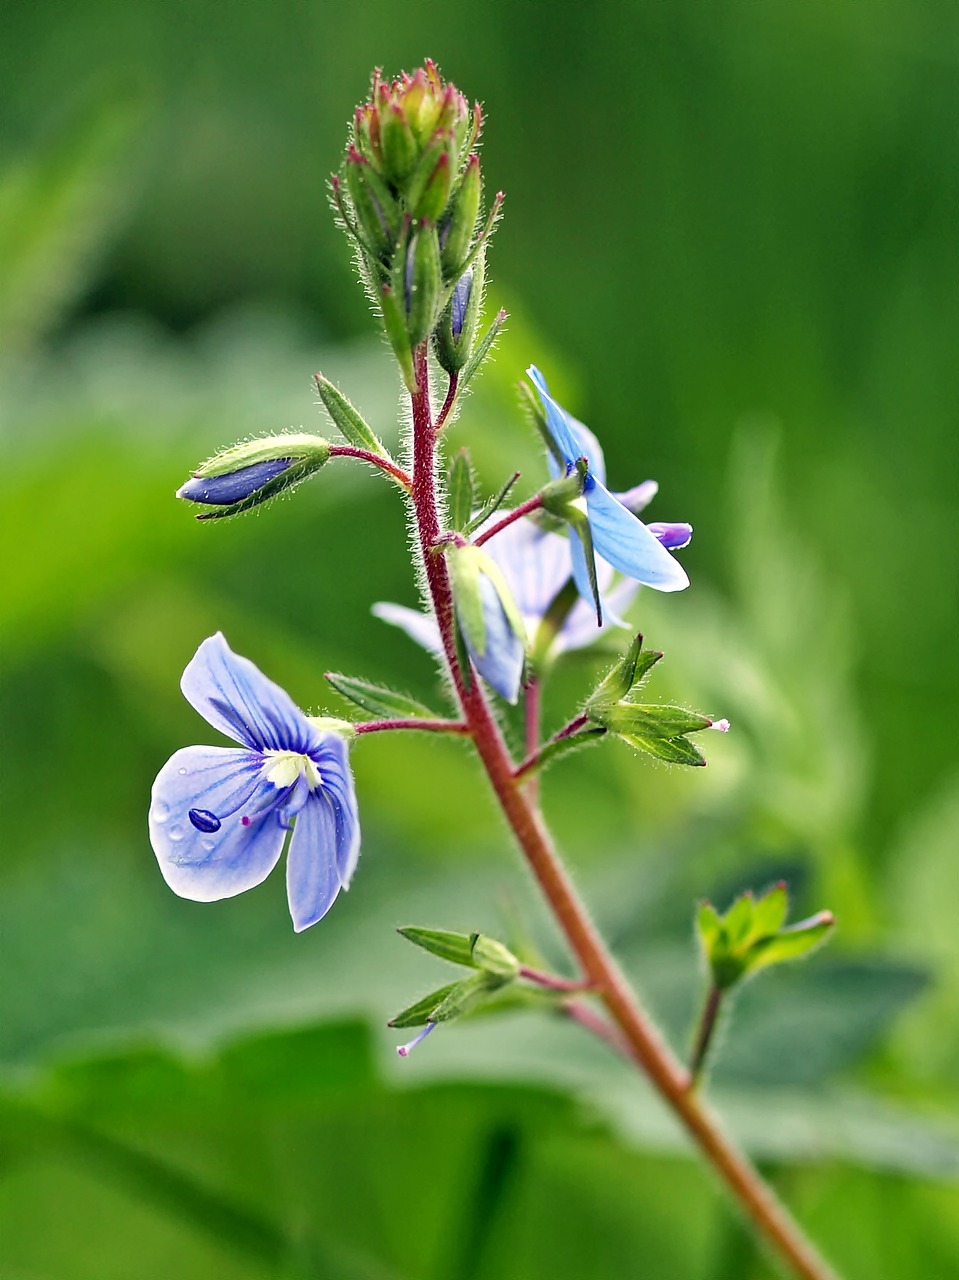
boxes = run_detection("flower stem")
[329,445,412,491]
[473,494,544,546]
[354,718,469,736]
[435,372,459,434]
[689,984,724,1088]
[512,713,595,781]
[519,964,592,993]
[406,342,836,1280]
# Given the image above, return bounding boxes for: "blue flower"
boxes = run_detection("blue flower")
[527,366,690,611]
[149,633,360,932]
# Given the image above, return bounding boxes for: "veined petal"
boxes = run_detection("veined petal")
[180,633,311,753]
[527,366,587,466]
[585,481,690,592]
[371,602,443,654]
[285,791,345,932]
[309,734,361,887]
[481,517,571,618]
[150,746,285,902]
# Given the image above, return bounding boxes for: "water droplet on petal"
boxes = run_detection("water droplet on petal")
[168,825,184,842]
[153,802,170,822]
[201,838,216,853]
[178,767,187,776]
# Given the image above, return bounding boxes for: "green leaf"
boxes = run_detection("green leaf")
[430,971,513,1022]
[519,728,606,777]
[312,374,390,459]
[324,673,439,720]
[460,307,507,390]
[447,449,475,531]
[447,545,486,654]
[747,882,790,942]
[697,901,723,952]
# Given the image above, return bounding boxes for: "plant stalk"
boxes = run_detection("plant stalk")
[406,343,836,1280]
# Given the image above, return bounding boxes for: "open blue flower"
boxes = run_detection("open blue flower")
[149,633,360,932]
[527,366,690,612]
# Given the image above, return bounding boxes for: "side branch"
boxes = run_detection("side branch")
[328,445,412,491]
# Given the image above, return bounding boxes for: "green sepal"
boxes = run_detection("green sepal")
[379,103,418,187]
[747,912,836,974]
[441,152,481,276]
[519,379,565,470]
[595,703,714,738]
[434,249,486,375]
[325,673,439,720]
[405,222,443,345]
[388,983,460,1029]
[462,469,520,536]
[389,970,512,1029]
[405,132,452,220]
[344,155,399,260]
[411,150,452,223]
[586,634,663,711]
[190,433,330,480]
[398,927,480,969]
[563,485,602,625]
[460,307,507,390]
[470,933,521,978]
[614,731,707,767]
[379,285,417,391]
[313,374,390,459]
[447,544,486,655]
[447,449,475,531]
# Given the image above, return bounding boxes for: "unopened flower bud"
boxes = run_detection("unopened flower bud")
[441,153,481,276]
[433,251,485,375]
[177,433,331,519]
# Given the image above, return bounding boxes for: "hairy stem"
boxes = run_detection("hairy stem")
[328,445,412,491]
[689,984,725,1088]
[354,718,469,736]
[473,494,544,546]
[406,342,835,1280]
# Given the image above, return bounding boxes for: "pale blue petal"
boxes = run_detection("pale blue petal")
[150,746,285,902]
[285,791,345,932]
[585,481,690,592]
[467,574,525,703]
[371,602,443,654]
[309,734,361,887]
[615,480,658,514]
[556,578,638,653]
[526,366,586,465]
[481,517,571,618]
[180,633,311,753]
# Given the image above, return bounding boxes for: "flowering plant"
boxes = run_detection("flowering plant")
[151,62,838,1280]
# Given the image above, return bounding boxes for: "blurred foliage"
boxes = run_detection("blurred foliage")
[1,2,957,1277]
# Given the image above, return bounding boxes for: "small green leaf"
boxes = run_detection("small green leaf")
[312,374,390,459]
[447,545,486,655]
[429,971,513,1022]
[520,728,606,777]
[460,307,507,390]
[447,449,475,531]
[697,901,723,952]
[325,673,438,720]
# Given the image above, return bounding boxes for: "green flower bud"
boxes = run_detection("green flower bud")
[441,152,482,276]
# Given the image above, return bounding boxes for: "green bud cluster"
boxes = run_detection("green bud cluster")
[697,885,836,991]
[332,62,499,386]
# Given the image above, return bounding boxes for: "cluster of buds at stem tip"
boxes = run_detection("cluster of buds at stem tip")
[176,434,331,519]
[331,62,501,387]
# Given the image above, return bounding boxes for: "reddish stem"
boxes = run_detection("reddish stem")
[404,342,835,1280]
[519,964,592,993]
[513,713,594,781]
[354,718,469,736]
[329,445,412,491]
[473,493,544,546]
[434,372,459,434]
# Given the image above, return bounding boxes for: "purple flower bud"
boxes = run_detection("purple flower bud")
[178,459,294,506]
[647,522,693,551]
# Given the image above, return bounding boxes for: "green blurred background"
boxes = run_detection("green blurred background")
[2,2,957,1276]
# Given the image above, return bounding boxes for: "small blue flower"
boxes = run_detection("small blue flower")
[527,366,690,610]
[149,633,360,932]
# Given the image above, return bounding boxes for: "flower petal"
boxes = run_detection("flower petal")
[149,746,285,902]
[647,521,693,550]
[180,633,312,752]
[286,791,348,931]
[526,366,589,467]
[309,734,361,887]
[371,602,443,655]
[481,517,571,618]
[585,481,690,592]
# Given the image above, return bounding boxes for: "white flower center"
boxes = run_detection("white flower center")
[263,750,322,791]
